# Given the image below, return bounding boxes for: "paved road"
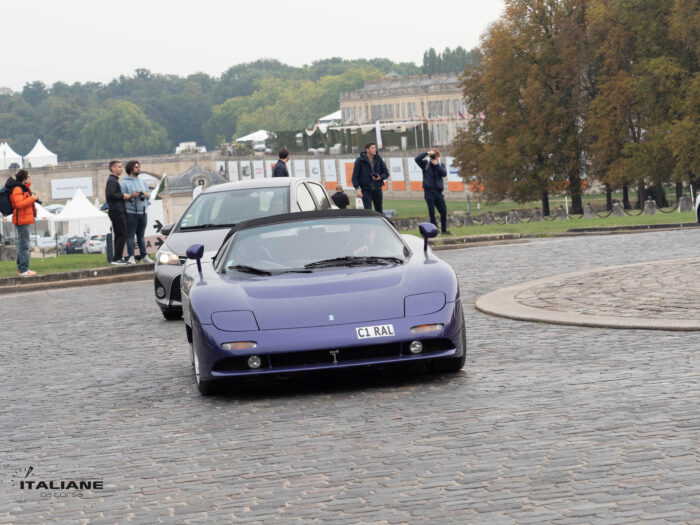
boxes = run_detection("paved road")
[3,229,700,523]
[476,256,700,330]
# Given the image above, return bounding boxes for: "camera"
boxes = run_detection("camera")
[429,153,437,160]
[371,172,380,180]
[138,191,145,202]
[34,197,42,205]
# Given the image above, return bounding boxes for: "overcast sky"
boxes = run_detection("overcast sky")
[1,0,505,92]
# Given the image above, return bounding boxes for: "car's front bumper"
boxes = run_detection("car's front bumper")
[154,262,183,310]
[192,301,464,380]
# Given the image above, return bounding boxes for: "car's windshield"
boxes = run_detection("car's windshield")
[223,217,408,273]
[177,186,289,231]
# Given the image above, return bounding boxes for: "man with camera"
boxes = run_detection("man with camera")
[120,160,153,264]
[352,142,389,212]
[415,149,451,235]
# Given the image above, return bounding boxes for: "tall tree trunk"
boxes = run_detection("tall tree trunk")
[541,190,550,217]
[655,182,667,208]
[568,174,583,215]
[605,183,613,211]
[622,184,631,209]
[636,181,645,209]
[676,181,683,203]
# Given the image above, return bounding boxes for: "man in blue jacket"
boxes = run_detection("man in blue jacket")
[121,160,153,263]
[272,148,290,177]
[352,142,389,212]
[416,149,451,235]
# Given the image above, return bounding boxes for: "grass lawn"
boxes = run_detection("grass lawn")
[379,193,630,218]
[0,253,112,279]
[404,210,697,238]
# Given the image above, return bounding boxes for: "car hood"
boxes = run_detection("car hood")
[164,228,231,256]
[188,257,458,330]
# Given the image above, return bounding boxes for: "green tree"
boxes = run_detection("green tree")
[80,100,170,158]
[453,0,590,215]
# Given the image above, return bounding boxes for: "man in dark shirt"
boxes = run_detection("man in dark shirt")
[105,160,139,265]
[352,142,389,212]
[415,149,451,235]
[331,184,350,209]
[272,148,290,177]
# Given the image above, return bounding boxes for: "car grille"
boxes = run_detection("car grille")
[212,338,454,372]
[170,275,181,302]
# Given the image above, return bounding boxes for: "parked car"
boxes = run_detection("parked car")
[154,177,334,321]
[86,234,107,254]
[181,209,466,395]
[64,236,88,254]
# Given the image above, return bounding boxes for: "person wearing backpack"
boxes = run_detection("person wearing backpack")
[6,169,40,276]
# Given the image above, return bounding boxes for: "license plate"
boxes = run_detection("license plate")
[356,324,395,339]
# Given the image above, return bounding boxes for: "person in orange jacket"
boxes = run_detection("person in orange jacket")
[6,169,40,276]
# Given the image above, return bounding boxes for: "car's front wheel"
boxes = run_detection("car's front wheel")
[162,307,182,321]
[193,349,219,396]
[428,327,466,374]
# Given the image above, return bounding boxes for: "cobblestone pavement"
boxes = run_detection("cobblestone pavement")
[2,229,700,524]
[477,256,700,330]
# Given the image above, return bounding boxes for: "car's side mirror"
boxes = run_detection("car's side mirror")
[418,223,438,251]
[161,223,174,236]
[186,244,205,273]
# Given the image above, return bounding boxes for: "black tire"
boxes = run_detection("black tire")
[162,307,182,321]
[428,327,466,374]
[193,348,219,396]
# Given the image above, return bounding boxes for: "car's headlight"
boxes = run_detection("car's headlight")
[157,248,181,265]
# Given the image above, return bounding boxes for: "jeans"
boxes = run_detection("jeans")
[16,223,30,273]
[108,210,127,262]
[361,189,383,213]
[424,190,448,233]
[126,213,148,258]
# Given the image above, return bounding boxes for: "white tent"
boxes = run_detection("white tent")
[236,130,270,142]
[23,139,58,168]
[49,188,110,236]
[0,142,23,170]
[319,110,342,123]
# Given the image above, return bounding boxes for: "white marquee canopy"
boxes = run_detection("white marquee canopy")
[0,142,22,170]
[24,139,57,168]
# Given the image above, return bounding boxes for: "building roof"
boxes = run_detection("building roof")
[163,163,228,195]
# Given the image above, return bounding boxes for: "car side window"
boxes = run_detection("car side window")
[306,182,331,210]
[296,184,316,212]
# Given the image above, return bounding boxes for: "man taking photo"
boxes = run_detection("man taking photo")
[415,149,451,235]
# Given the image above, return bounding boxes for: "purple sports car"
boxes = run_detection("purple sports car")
[181,209,466,395]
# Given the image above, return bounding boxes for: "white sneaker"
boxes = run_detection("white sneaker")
[127,256,136,264]
[140,255,154,264]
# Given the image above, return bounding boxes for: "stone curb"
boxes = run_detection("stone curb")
[475,258,700,331]
[0,265,154,295]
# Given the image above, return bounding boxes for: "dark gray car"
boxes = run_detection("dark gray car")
[154,177,334,320]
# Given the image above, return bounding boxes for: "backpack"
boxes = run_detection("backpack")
[0,178,14,216]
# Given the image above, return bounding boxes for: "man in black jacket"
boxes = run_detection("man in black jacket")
[351,142,389,212]
[272,148,290,177]
[330,184,350,209]
[105,160,139,265]
[415,149,451,235]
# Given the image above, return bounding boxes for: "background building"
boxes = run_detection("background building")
[339,74,469,146]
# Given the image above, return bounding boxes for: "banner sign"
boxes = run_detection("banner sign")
[293,159,307,178]
[308,159,321,181]
[51,177,94,199]
[323,159,337,190]
[389,158,406,191]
